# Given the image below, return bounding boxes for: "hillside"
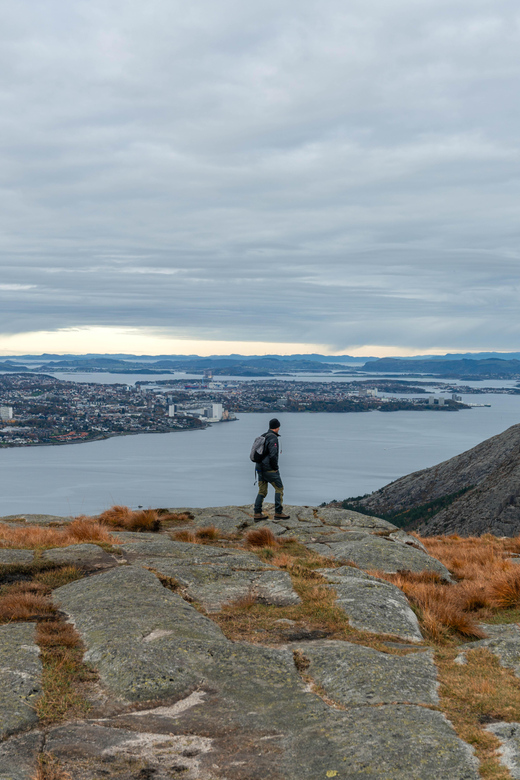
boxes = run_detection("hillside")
[6,505,520,777]
[355,424,520,536]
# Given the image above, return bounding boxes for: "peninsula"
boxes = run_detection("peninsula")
[0,374,470,448]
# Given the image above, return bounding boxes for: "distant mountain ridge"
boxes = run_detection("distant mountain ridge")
[366,357,520,378]
[353,424,520,536]
[3,352,520,379]
[5,351,520,363]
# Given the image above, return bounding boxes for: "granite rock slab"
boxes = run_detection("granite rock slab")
[388,529,428,552]
[42,543,118,568]
[0,731,43,780]
[316,507,398,531]
[0,550,35,565]
[297,640,437,705]
[190,506,253,530]
[0,514,72,525]
[456,623,520,675]
[308,534,452,580]
[54,566,228,702]
[0,623,41,739]
[280,505,317,522]
[45,722,214,780]
[486,722,520,779]
[120,537,256,561]
[145,558,301,611]
[111,531,164,542]
[288,704,479,780]
[320,567,423,642]
[51,565,478,779]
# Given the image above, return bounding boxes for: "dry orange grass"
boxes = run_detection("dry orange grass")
[246,528,279,548]
[0,519,117,549]
[370,532,520,641]
[172,530,197,543]
[171,526,234,544]
[32,754,72,780]
[157,510,193,525]
[195,526,220,541]
[419,534,514,581]
[97,505,160,532]
[37,620,80,649]
[0,582,56,623]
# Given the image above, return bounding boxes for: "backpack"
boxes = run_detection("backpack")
[250,434,267,463]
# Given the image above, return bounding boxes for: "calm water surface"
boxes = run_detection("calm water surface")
[1,393,519,516]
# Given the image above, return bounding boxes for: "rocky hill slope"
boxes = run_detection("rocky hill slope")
[0,505,491,780]
[355,423,520,536]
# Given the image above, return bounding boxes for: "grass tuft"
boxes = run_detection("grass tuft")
[0,520,118,550]
[246,528,279,548]
[97,505,161,532]
[0,582,57,623]
[157,510,194,525]
[35,616,96,723]
[32,753,72,780]
[172,530,197,543]
[33,566,83,590]
[195,525,220,541]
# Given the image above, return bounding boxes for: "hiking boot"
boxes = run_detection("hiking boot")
[274,512,290,520]
[254,513,269,521]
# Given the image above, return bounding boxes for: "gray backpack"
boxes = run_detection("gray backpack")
[250,435,267,463]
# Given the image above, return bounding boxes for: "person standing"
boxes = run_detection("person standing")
[253,418,290,521]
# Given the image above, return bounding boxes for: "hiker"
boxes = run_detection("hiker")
[253,418,290,521]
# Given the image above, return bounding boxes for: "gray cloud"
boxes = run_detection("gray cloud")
[1,0,520,351]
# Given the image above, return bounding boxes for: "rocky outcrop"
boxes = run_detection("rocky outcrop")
[357,423,520,536]
[319,567,423,642]
[0,624,41,739]
[308,535,452,580]
[0,505,484,779]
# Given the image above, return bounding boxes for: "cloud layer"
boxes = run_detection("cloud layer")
[1,0,520,353]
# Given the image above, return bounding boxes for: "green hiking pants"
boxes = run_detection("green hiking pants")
[254,469,284,514]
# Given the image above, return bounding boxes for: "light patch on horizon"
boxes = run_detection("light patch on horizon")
[0,327,489,359]
[0,327,332,357]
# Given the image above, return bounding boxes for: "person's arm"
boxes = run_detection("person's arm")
[267,434,279,470]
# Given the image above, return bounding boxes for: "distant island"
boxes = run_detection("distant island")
[2,351,520,379]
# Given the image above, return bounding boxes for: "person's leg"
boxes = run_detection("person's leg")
[254,474,268,516]
[265,470,284,515]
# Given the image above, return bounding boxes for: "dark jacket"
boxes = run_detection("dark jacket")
[258,429,280,471]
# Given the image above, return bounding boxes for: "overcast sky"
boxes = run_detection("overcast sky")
[1,0,519,356]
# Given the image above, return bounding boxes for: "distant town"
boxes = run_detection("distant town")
[0,372,482,448]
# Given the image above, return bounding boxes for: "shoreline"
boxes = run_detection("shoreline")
[0,405,467,450]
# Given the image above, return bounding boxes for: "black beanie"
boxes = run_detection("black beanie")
[269,418,281,429]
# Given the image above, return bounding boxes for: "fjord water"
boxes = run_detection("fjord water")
[1,394,520,517]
